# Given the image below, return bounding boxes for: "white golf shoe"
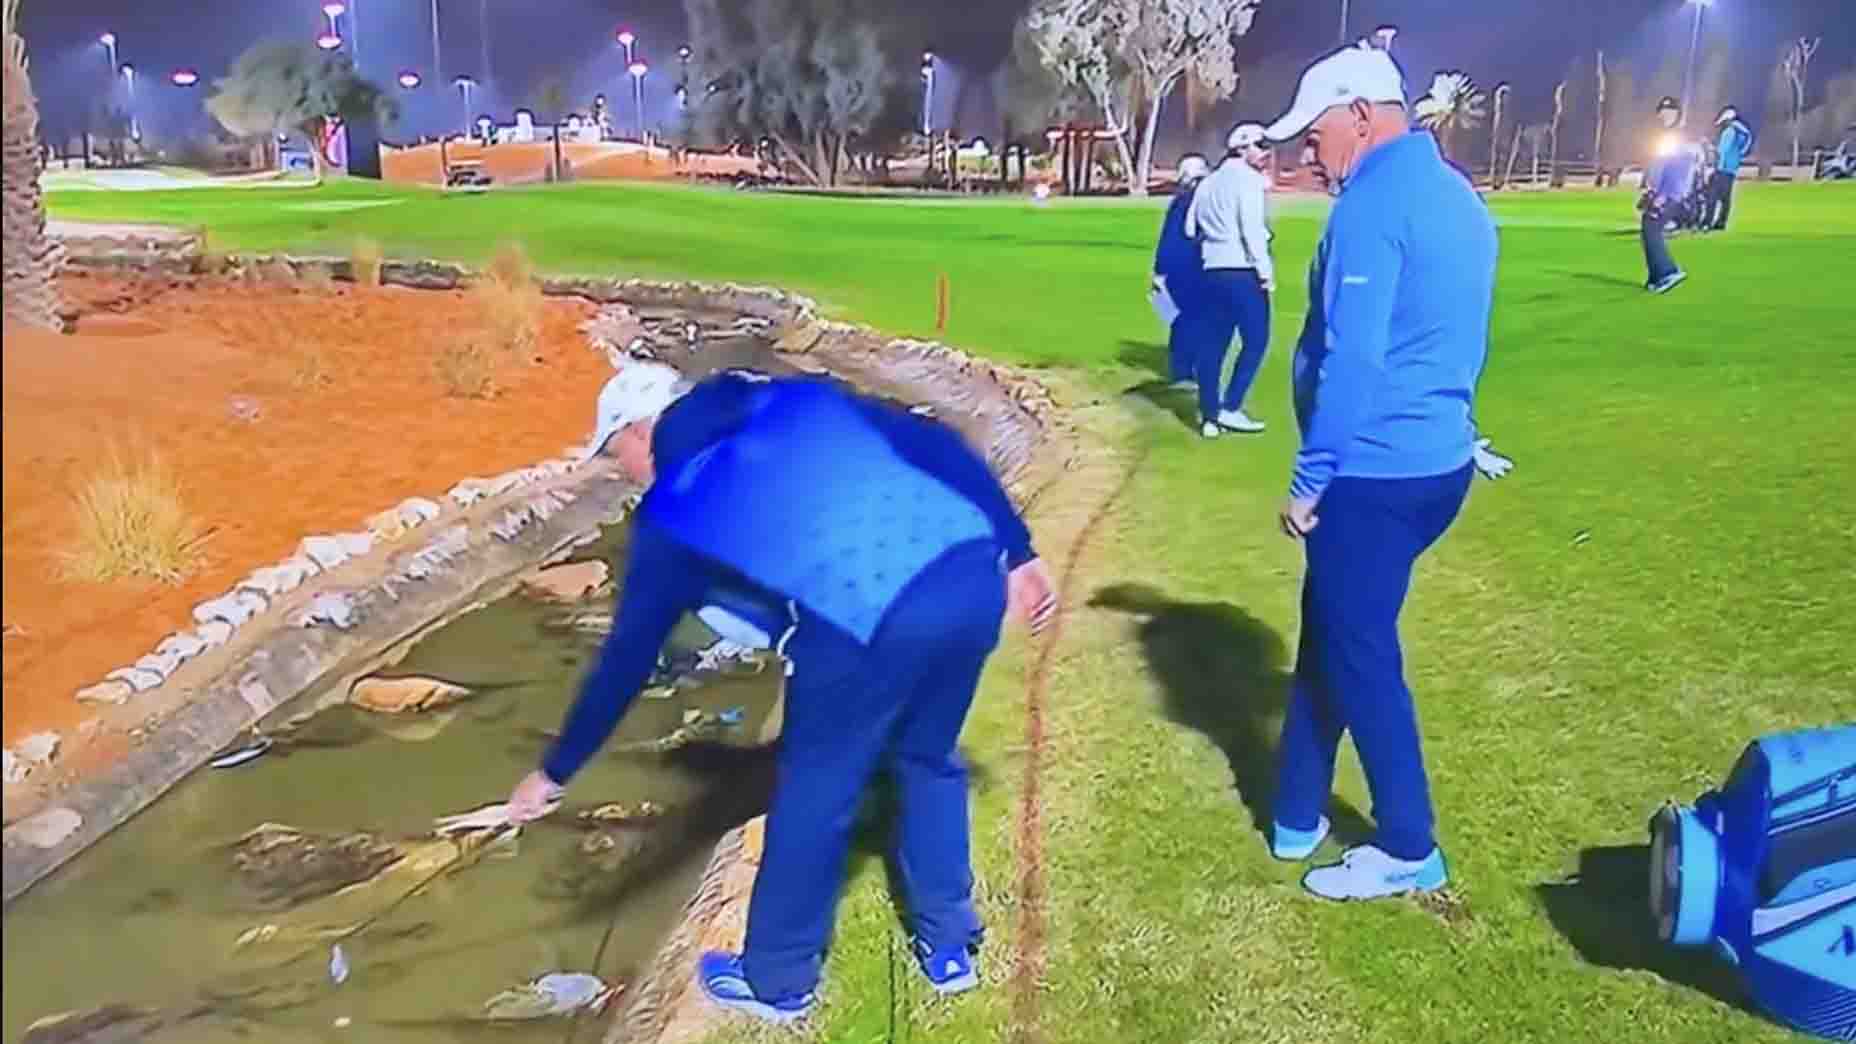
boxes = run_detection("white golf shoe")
[1215,409,1265,434]
[1302,844,1448,901]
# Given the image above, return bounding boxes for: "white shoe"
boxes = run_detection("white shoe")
[1216,409,1265,434]
[1200,421,1221,439]
[1301,844,1448,901]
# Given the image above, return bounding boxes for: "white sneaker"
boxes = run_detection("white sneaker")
[1215,409,1265,434]
[1200,422,1221,439]
[1301,844,1448,901]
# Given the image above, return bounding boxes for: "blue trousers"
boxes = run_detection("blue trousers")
[1641,205,1680,284]
[741,542,1006,1001]
[1196,268,1272,422]
[1273,465,1472,861]
[1165,273,1205,383]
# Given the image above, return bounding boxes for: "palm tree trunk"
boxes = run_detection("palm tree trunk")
[1504,127,1524,187]
[1133,88,1167,197]
[2,0,65,330]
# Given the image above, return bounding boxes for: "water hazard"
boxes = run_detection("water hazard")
[2,525,782,1043]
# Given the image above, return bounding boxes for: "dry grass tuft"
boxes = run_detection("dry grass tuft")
[471,279,545,361]
[485,241,535,289]
[350,237,384,288]
[435,336,499,399]
[60,446,210,585]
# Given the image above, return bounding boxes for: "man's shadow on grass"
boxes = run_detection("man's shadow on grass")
[1090,582,1372,846]
[1536,845,1754,1013]
[1116,339,1200,432]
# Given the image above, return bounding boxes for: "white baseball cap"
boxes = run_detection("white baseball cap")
[581,361,686,462]
[1264,42,1407,142]
[1226,123,1268,151]
[1717,107,1737,125]
[1177,155,1211,181]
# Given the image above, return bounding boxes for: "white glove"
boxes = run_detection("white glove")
[1472,438,1514,480]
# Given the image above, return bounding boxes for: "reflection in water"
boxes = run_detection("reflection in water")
[3,523,782,1044]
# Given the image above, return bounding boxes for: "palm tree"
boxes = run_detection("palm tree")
[1593,51,1607,183]
[1414,71,1488,164]
[1524,124,1550,186]
[531,76,570,182]
[1548,80,1568,187]
[1488,83,1511,188]
[2,0,63,330]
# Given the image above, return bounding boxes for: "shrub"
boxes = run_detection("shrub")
[60,447,209,585]
[471,278,544,361]
[435,337,498,399]
[349,238,384,288]
[485,241,534,289]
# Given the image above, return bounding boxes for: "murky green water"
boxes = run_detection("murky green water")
[2,526,781,1044]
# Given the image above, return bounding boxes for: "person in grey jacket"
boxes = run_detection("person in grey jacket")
[1185,123,1276,439]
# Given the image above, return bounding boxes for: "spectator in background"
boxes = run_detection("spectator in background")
[1152,153,1212,387]
[1185,123,1276,439]
[1708,106,1754,232]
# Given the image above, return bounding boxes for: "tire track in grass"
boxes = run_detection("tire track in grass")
[1009,443,1146,1044]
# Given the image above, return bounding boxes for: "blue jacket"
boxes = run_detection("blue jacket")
[1290,131,1497,501]
[1153,186,1204,281]
[543,372,1034,784]
[1716,119,1753,175]
[1649,148,1697,201]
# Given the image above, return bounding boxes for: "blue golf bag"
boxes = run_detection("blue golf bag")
[1649,724,1856,1039]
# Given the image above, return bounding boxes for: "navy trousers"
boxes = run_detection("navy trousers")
[1196,268,1272,423]
[1641,205,1680,284]
[1165,273,1205,383]
[1273,465,1473,862]
[740,542,1006,1001]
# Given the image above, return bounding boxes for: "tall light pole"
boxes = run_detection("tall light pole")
[99,32,118,83]
[921,51,935,136]
[323,2,345,36]
[1680,0,1713,127]
[431,1,443,87]
[479,0,490,87]
[1339,0,1350,46]
[121,64,139,140]
[629,60,648,142]
[455,75,475,137]
[617,30,635,66]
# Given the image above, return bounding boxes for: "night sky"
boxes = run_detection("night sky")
[19,1,1856,150]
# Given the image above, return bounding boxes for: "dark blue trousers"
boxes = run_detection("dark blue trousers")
[1165,273,1205,384]
[1273,465,1472,861]
[1196,268,1272,422]
[741,542,1006,1001]
[1641,205,1680,284]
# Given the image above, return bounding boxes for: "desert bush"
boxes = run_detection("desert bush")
[471,279,544,361]
[485,241,534,289]
[350,237,383,288]
[60,447,209,584]
[435,337,499,399]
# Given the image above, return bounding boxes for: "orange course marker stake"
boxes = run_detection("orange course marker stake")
[936,272,950,334]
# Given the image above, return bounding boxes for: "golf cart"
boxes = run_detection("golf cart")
[445,159,493,190]
[1817,126,1855,180]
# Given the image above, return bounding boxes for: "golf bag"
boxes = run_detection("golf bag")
[1649,724,1856,1039]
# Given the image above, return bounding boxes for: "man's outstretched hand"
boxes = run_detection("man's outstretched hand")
[1473,438,1515,480]
[507,769,565,824]
[1008,558,1059,635]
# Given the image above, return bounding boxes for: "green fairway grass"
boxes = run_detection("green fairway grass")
[46,178,1856,1043]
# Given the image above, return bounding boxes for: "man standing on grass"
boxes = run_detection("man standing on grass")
[1185,123,1276,439]
[1153,153,1212,386]
[1639,139,1693,294]
[505,363,1057,1023]
[1260,42,1506,901]
[1707,106,1754,232]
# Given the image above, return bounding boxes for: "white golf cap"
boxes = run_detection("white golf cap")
[1264,42,1407,142]
[1717,107,1737,124]
[1178,155,1211,181]
[1226,123,1268,151]
[581,361,685,462]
